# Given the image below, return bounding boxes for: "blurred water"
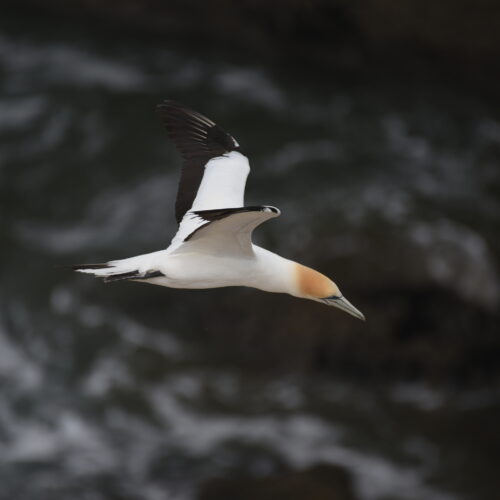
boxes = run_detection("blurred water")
[1,10,500,500]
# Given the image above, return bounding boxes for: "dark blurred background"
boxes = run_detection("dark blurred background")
[1,2,499,500]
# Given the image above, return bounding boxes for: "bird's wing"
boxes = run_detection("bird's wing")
[157,100,249,223]
[168,206,280,257]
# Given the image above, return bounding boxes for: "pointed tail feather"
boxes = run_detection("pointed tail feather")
[71,263,110,271]
[72,262,138,280]
[101,270,165,283]
[102,271,141,283]
[72,262,164,283]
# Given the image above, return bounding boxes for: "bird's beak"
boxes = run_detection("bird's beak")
[322,295,365,321]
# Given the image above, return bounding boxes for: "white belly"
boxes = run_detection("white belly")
[152,253,259,290]
[144,246,294,294]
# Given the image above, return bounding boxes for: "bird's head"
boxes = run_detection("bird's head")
[293,263,365,321]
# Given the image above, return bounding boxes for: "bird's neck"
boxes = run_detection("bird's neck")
[252,246,336,299]
[251,246,302,296]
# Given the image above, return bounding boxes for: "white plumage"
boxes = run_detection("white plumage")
[191,151,249,210]
[74,101,364,321]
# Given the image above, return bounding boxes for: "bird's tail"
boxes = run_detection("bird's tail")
[71,252,165,283]
[72,262,142,283]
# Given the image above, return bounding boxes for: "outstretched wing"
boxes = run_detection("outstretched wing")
[169,205,280,257]
[157,100,248,223]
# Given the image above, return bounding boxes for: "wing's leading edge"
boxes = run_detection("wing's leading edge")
[169,205,280,256]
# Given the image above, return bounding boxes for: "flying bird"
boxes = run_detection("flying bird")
[73,101,365,320]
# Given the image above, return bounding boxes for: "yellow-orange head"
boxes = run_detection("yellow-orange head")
[293,263,340,299]
[292,262,365,321]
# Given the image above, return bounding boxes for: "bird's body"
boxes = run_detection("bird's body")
[74,101,365,320]
[105,245,292,293]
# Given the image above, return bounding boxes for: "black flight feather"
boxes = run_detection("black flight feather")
[156,100,240,224]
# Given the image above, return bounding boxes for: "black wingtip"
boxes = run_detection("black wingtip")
[156,99,241,224]
[156,100,239,154]
[155,100,174,115]
[156,100,186,113]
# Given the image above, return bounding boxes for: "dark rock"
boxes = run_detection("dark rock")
[5,0,500,75]
[195,260,500,383]
[199,463,357,500]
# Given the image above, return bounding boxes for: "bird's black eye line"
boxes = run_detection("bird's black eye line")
[324,294,343,300]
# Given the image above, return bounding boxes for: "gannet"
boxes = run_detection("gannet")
[73,101,365,320]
